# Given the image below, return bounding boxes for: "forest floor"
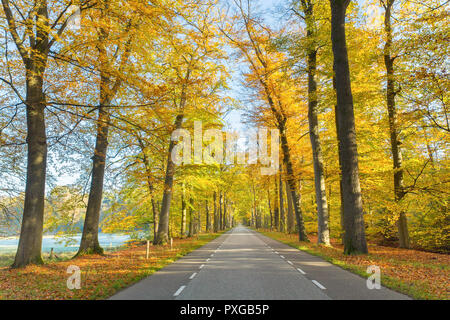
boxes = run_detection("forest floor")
[0,232,222,300]
[259,230,449,300]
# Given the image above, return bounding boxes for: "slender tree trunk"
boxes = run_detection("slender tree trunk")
[188,197,194,237]
[330,0,368,254]
[196,208,201,236]
[77,102,110,255]
[3,0,50,269]
[12,69,47,268]
[333,77,345,244]
[267,189,273,230]
[280,125,309,241]
[136,137,159,241]
[205,200,211,232]
[285,180,295,234]
[256,207,260,229]
[223,195,227,229]
[78,15,134,255]
[77,41,116,256]
[273,176,279,230]
[151,197,158,240]
[213,191,218,232]
[383,0,410,249]
[279,166,285,232]
[219,191,223,230]
[180,183,187,237]
[154,114,184,245]
[306,41,330,246]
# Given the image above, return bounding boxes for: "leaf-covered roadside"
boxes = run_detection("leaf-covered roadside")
[259,230,449,300]
[0,233,221,300]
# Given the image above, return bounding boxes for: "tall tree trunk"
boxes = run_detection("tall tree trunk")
[273,176,279,230]
[196,208,201,236]
[213,191,218,232]
[251,183,257,228]
[77,14,134,255]
[8,0,50,268]
[279,166,285,232]
[307,42,330,246]
[285,180,295,234]
[267,189,273,230]
[188,197,194,237]
[205,200,211,232]
[151,197,157,240]
[180,183,187,237]
[330,0,368,254]
[77,102,110,255]
[333,77,345,244]
[223,195,227,229]
[154,114,184,244]
[219,191,223,230]
[383,0,410,249]
[12,68,47,268]
[154,65,190,244]
[77,40,115,256]
[280,125,309,241]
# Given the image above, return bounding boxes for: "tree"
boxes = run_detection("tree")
[329,0,368,254]
[285,180,295,233]
[77,2,135,256]
[1,0,93,268]
[293,0,331,245]
[379,0,410,248]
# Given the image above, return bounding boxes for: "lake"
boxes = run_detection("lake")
[0,233,131,254]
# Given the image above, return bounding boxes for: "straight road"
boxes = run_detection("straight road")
[109,226,410,300]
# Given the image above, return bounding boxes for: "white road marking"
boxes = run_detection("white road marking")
[297,268,306,274]
[287,260,293,265]
[312,280,326,290]
[189,272,197,279]
[280,255,285,259]
[199,264,205,269]
[211,254,214,257]
[275,251,279,254]
[173,285,186,296]
[206,258,210,261]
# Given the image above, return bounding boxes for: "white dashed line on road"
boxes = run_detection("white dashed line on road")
[173,285,186,296]
[287,260,293,265]
[199,264,205,269]
[297,268,306,274]
[312,280,326,290]
[280,255,285,259]
[189,272,197,279]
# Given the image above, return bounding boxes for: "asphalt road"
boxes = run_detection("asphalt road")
[109,226,410,300]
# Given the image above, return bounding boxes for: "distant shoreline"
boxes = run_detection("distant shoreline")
[0,233,131,254]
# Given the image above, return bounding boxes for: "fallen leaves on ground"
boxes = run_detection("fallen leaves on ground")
[261,231,449,300]
[0,233,220,300]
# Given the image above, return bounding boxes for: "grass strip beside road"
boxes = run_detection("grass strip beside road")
[257,230,449,300]
[0,232,222,300]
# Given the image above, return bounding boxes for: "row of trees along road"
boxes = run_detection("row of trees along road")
[0,0,448,268]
